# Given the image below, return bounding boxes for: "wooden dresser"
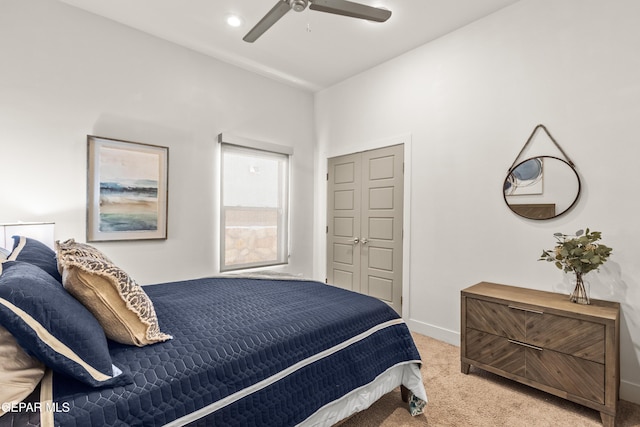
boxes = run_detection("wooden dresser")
[461,282,620,426]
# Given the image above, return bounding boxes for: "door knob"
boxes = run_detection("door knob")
[361,238,369,245]
[352,237,360,244]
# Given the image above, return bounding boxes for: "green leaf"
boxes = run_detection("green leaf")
[540,228,611,275]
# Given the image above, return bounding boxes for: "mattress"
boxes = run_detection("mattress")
[6,277,427,426]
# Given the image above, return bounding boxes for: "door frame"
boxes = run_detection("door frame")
[321,133,413,320]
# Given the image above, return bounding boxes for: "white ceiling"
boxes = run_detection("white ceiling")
[58,0,520,92]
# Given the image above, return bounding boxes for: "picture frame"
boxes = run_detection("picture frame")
[87,135,168,242]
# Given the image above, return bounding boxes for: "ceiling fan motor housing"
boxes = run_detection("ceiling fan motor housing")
[291,0,309,12]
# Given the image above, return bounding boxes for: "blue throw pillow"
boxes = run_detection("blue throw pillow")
[8,236,62,283]
[0,261,130,387]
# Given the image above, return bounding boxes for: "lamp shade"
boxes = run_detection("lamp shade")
[0,222,55,250]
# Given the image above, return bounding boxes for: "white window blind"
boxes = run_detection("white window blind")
[220,143,289,271]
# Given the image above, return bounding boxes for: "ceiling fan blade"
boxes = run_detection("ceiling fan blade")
[309,0,391,22]
[243,1,292,43]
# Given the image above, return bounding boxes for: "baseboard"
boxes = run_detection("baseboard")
[406,318,459,346]
[621,380,640,405]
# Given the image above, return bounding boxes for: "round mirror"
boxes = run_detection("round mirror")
[503,156,581,220]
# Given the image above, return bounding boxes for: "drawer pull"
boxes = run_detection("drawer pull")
[508,339,543,351]
[508,305,544,315]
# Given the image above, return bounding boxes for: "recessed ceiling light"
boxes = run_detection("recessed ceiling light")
[226,14,243,28]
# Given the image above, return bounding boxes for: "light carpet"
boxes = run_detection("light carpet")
[337,333,640,426]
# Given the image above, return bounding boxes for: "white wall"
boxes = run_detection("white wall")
[0,0,316,283]
[314,0,640,404]
[3,0,639,407]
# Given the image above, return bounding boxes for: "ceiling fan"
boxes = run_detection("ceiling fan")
[243,0,392,43]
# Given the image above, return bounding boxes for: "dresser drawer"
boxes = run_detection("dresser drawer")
[526,347,605,404]
[466,296,606,363]
[465,328,525,376]
[466,298,525,341]
[526,312,605,363]
[466,329,606,404]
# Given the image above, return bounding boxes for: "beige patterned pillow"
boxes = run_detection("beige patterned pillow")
[56,240,172,347]
[0,325,45,416]
[55,239,112,274]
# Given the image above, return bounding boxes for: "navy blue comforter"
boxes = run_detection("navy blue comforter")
[48,277,421,426]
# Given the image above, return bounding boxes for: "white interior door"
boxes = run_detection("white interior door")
[327,144,404,314]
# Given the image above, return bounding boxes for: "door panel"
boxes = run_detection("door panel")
[369,187,394,209]
[368,155,395,180]
[333,217,354,237]
[327,154,361,293]
[333,243,354,264]
[368,247,393,271]
[368,217,393,240]
[334,162,355,183]
[333,269,355,290]
[327,145,403,314]
[334,190,355,210]
[368,276,393,302]
[360,145,403,314]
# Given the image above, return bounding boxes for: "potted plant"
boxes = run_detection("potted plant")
[539,228,612,304]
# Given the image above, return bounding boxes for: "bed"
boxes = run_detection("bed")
[0,237,427,426]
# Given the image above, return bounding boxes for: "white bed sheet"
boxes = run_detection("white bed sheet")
[299,361,427,426]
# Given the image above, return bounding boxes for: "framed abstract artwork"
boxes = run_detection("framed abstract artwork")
[87,135,168,242]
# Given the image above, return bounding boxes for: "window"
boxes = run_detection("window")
[220,144,289,271]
